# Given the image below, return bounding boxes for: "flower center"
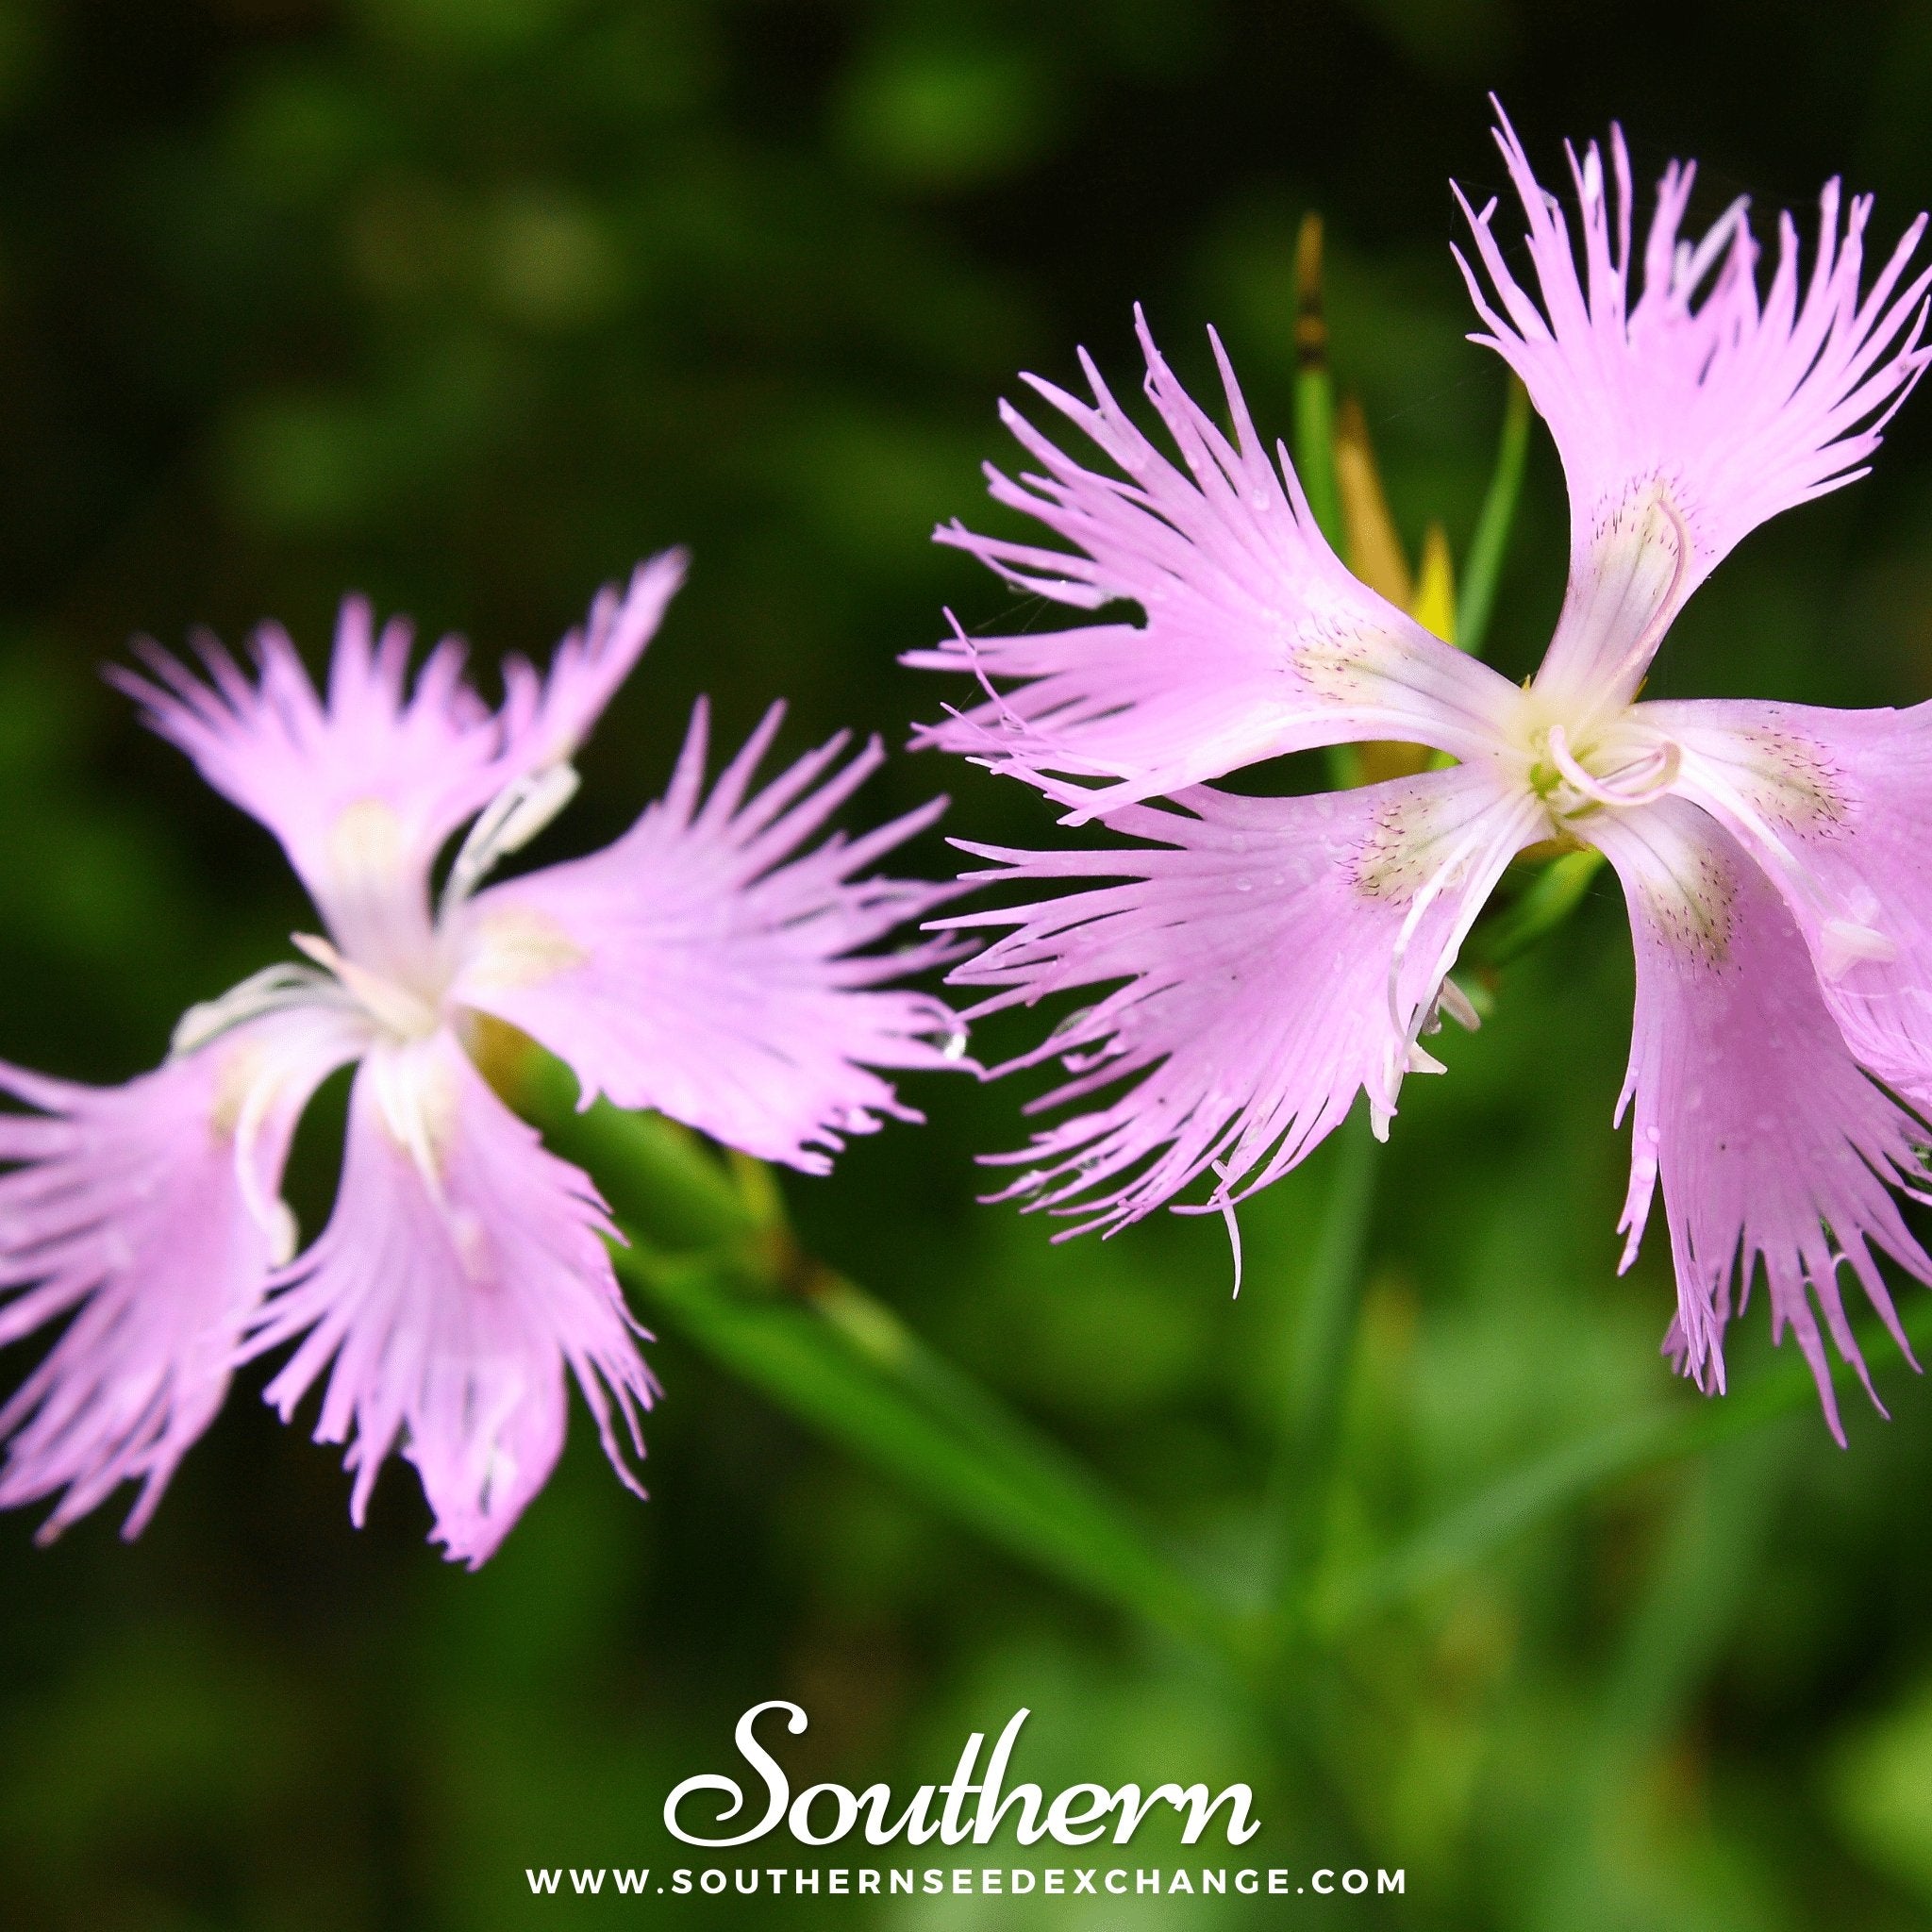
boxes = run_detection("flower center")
[291,931,446,1041]
[291,764,588,1046]
[1512,701,1682,829]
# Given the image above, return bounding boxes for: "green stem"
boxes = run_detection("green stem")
[1265,1122,1378,1620]
[1291,212,1342,553]
[514,1051,1246,1668]
[623,1246,1241,1661]
[1296,375,1340,546]
[1455,375,1531,658]
[517,1048,753,1252]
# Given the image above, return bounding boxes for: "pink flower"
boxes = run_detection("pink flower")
[913,108,1932,1435]
[0,555,961,1559]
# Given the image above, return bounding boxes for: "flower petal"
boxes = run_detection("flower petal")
[494,550,690,777]
[1588,796,1930,1438]
[1642,696,1932,1103]
[906,309,1521,815]
[112,554,688,974]
[115,600,505,973]
[1457,107,1931,711]
[451,701,966,1174]
[247,1031,654,1567]
[0,1008,359,1539]
[942,761,1538,1236]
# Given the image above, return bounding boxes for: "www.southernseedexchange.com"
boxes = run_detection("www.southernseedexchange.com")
[523,1864,1407,1900]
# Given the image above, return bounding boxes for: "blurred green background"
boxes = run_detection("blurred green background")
[5,0,1932,1925]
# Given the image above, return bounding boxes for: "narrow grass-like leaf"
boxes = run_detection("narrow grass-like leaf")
[510,1049,1241,1661]
[1455,375,1531,658]
[1267,1122,1378,1616]
[1323,1292,1932,1632]
[623,1247,1241,1658]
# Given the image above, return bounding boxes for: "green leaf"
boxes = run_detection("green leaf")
[1322,1292,1932,1632]
[1584,1427,1793,1784]
[1454,374,1531,658]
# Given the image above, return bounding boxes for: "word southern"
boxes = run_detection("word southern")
[664,1703,1261,1851]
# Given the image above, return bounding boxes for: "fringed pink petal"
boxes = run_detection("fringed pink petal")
[0,1008,358,1539]
[450,701,969,1174]
[1641,694,1932,1105]
[905,310,1521,814]
[1459,103,1930,710]
[1590,797,1930,1438]
[111,554,688,974]
[113,600,506,973]
[941,761,1538,1236]
[247,1031,655,1568]
[493,550,689,775]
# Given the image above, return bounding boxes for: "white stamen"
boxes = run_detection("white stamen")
[170,963,341,1058]
[1385,818,1491,1042]
[1381,819,1489,1119]
[1208,1158,1243,1299]
[1674,196,1751,301]
[441,763,581,915]
[1379,793,1541,1125]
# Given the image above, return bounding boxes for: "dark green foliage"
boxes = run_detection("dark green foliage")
[3,4,1932,1926]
